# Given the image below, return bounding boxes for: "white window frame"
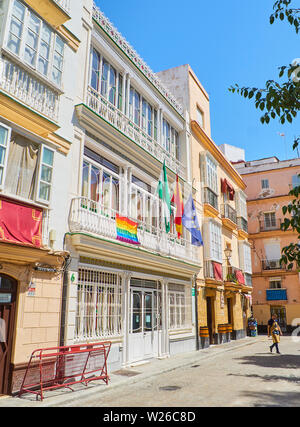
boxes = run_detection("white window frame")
[292,174,300,189]
[239,192,247,220]
[141,98,153,137]
[6,0,65,87]
[264,211,276,229]
[261,179,269,189]
[196,106,204,128]
[210,221,222,263]
[81,155,121,216]
[0,123,12,190]
[36,145,55,204]
[168,284,191,331]
[75,267,123,341]
[0,122,54,205]
[243,243,252,274]
[269,278,282,289]
[206,155,218,194]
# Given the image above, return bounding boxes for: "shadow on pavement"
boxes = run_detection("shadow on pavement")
[234,354,300,369]
[228,372,300,384]
[241,390,300,407]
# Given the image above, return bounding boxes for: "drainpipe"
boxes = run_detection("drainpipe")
[194,273,200,351]
[59,234,71,347]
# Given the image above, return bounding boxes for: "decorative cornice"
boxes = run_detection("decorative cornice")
[92,3,184,117]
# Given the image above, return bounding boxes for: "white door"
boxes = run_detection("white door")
[129,287,159,363]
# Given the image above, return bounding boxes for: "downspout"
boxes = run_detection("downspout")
[59,234,71,347]
[194,273,200,351]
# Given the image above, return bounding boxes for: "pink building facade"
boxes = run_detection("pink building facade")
[235,157,300,333]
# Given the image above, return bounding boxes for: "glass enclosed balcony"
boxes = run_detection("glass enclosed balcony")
[0,56,59,122]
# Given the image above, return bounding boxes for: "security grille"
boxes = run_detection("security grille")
[75,268,122,341]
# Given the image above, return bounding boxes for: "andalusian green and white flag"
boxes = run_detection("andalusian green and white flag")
[157,161,171,233]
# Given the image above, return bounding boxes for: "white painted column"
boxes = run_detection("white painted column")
[160,110,164,151]
[127,166,132,217]
[157,108,161,146]
[122,165,128,216]
[160,278,170,358]
[122,72,127,114]
[126,74,131,117]
[63,254,79,345]
[121,271,132,367]
[185,109,192,183]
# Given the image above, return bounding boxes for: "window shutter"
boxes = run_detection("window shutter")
[238,242,244,271]
[235,191,241,217]
[202,220,211,260]
[199,152,207,186]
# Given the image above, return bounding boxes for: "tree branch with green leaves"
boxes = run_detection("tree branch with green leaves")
[229,1,300,269]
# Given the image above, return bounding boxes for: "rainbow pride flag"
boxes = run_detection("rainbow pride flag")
[116,214,140,245]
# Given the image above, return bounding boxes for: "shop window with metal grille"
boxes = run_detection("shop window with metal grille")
[75,268,122,341]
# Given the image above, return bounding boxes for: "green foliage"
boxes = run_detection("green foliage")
[229,1,300,269]
[270,0,300,33]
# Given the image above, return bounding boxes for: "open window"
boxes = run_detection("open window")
[0,122,54,204]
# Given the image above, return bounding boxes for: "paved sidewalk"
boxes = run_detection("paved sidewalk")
[0,335,266,407]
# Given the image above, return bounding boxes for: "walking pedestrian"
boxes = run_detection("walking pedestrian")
[268,314,282,354]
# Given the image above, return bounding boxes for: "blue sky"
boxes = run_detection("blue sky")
[95,0,299,161]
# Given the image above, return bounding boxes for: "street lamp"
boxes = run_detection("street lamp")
[224,246,232,265]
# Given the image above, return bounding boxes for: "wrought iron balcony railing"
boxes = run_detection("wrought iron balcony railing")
[68,197,200,264]
[262,259,284,270]
[221,203,237,224]
[237,217,248,233]
[266,288,287,301]
[259,218,282,232]
[203,187,218,211]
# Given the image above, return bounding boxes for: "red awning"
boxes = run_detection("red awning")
[235,269,245,285]
[221,178,235,201]
[213,262,223,281]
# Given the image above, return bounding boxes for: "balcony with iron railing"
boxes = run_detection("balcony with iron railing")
[266,288,287,301]
[0,55,60,122]
[203,187,218,211]
[68,197,200,265]
[204,260,223,281]
[221,203,237,225]
[237,217,248,233]
[259,218,282,232]
[84,86,185,178]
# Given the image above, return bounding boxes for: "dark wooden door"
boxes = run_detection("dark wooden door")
[227,298,232,325]
[0,275,17,395]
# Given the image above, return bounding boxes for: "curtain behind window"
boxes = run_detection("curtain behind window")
[5,134,39,199]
